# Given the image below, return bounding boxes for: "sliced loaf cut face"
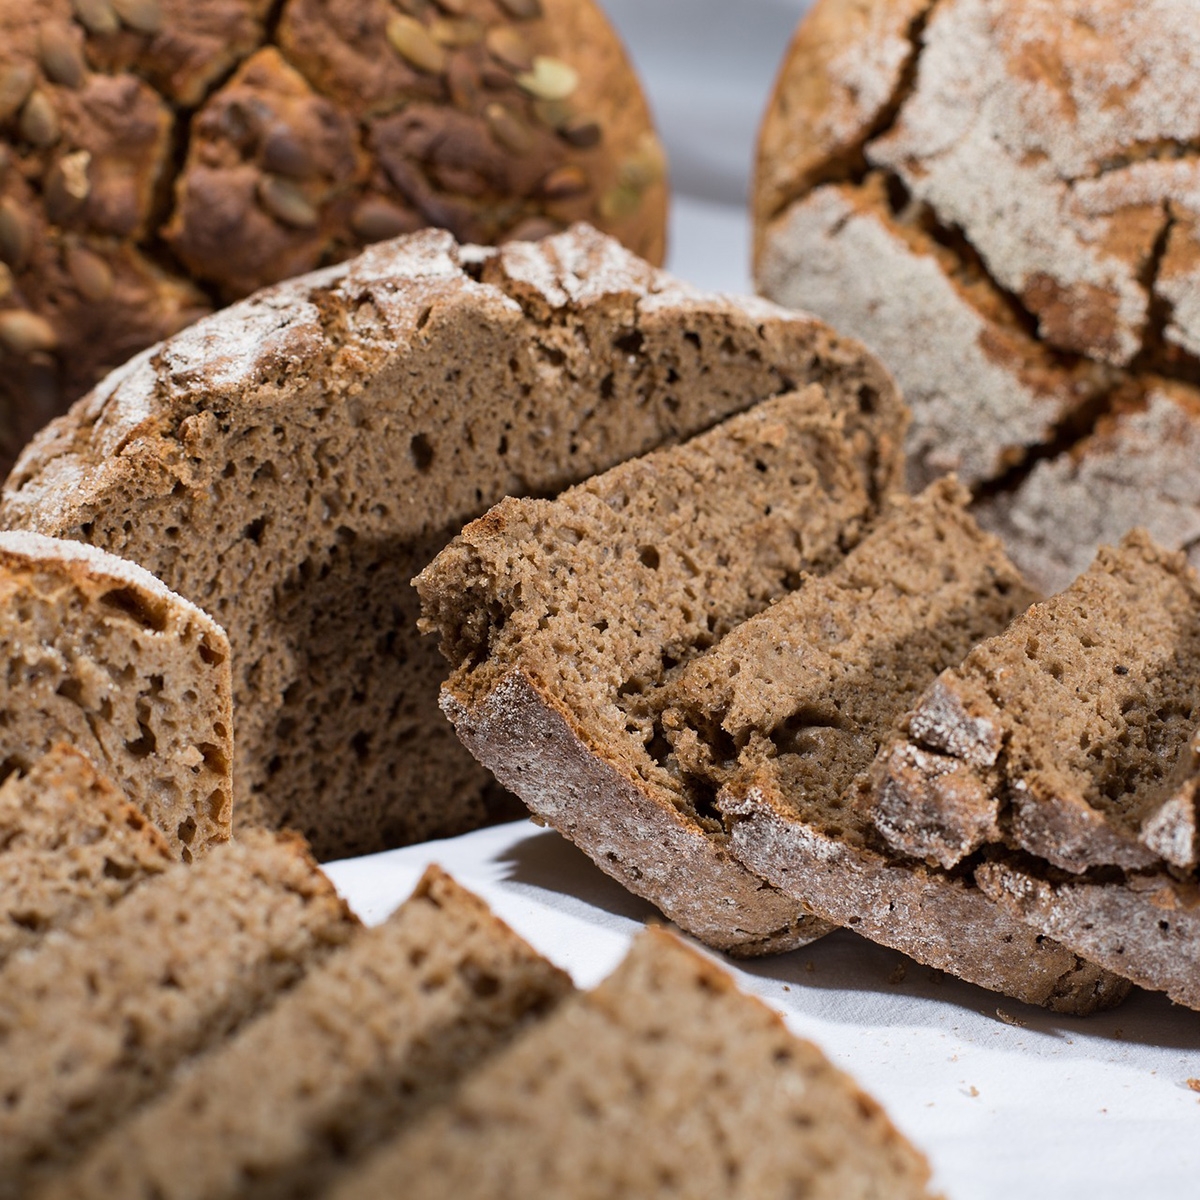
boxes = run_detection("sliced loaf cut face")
[0,829,358,1196]
[0,743,173,969]
[0,531,232,860]
[653,481,1124,1012]
[39,865,573,1200]
[871,531,1200,1008]
[418,384,909,956]
[0,224,904,859]
[327,927,937,1200]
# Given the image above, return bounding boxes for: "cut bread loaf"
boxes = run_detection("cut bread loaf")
[0,742,173,968]
[754,0,1200,594]
[0,529,231,859]
[327,927,936,1200]
[0,828,357,1195]
[39,865,572,1200]
[0,223,903,859]
[656,480,1124,1012]
[418,383,909,956]
[871,531,1200,1008]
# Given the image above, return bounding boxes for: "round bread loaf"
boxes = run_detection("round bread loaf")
[0,0,665,472]
[0,223,900,861]
[754,0,1200,594]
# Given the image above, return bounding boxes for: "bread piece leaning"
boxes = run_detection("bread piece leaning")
[328,927,937,1200]
[0,530,231,859]
[418,384,907,956]
[38,866,572,1200]
[1,223,903,860]
[872,531,1200,1010]
[0,743,174,968]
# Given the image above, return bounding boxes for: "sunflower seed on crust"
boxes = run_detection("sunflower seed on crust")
[65,242,114,301]
[539,164,588,199]
[0,310,58,355]
[516,56,578,101]
[72,0,120,34]
[497,0,543,18]
[111,0,163,34]
[257,175,319,229]
[19,90,61,148]
[484,102,535,154]
[0,263,12,301]
[0,200,32,270]
[386,15,448,74]
[485,26,533,72]
[39,24,86,89]
[0,63,37,124]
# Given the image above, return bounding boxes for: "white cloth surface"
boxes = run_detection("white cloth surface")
[330,7,1200,1197]
[327,819,1200,1200]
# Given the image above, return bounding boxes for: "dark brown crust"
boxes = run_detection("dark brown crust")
[441,669,833,957]
[721,782,1130,1014]
[977,861,1200,1011]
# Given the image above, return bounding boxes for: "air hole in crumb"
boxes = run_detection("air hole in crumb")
[177,816,197,845]
[103,857,137,881]
[101,587,168,633]
[56,677,85,705]
[614,329,644,356]
[125,722,156,758]
[350,731,371,762]
[497,435,508,456]
[639,545,660,570]
[197,743,229,774]
[410,434,435,471]
[198,638,225,667]
[243,517,267,545]
[460,961,501,998]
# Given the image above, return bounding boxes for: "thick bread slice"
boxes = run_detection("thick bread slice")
[38,866,572,1200]
[653,480,1124,1012]
[0,531,232,859]
[0,829,357,1195]
[0,224,904,859]
[0,743,173,968]
[418,385,909,956]
[872,531,1200,1007]
[327,927,937,1200]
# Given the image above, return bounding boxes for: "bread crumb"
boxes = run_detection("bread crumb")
[995,1008,1026,1028]
[805,961,815,973]
[888,961,908,985]
[1185,1078,1200,1093]
[962,1085,979,1098]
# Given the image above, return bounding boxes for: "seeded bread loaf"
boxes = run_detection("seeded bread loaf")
[0,0,665,471]
[872,531,1200,1008]
[418,383,908,956]
[328,927,937,1200]
[1,224,903,859]
[754,0,1200,593]
[0,529,231,859]
[0,828,356,1196]
[0,742,172,967]
[651,480,1124,1012]
[40,865,572,1200]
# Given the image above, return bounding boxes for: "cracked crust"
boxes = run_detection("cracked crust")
[756,0,1200,578]
[0,0,665,473]
[1,224,897,859]
[722,780,1129,1014]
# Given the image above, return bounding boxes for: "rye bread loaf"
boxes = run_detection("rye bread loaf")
[0,828,357,1195]
[871,530,1200,1008]
[328,927,936,1200]
[0,742,172,967]
[754,0,1200,594]
[39,865,572,1200]
[0,529,231,858]
[0,0,665,472]
[654,480,1124,1012]
[0,223,904,859]
[417,383,909,956]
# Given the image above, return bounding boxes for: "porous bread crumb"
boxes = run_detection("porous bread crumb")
[0,530,231,859]
[325,928,938,1200]
[0,743,173,968]
[0,829,357,1196]
[1,224,901,860]
[419,380,908,956]
[38,866,572,1200]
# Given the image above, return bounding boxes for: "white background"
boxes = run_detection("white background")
[333,6,1200,1198]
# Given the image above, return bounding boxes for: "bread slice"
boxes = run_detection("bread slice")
[0,223,904,859]
[0,829,357,1194]
[37,865,572,1200]
[871,531,1200,1008]
[0,743,173,969]
[418,384,908,956]
[327,927,936,1200]
[649,481,1124,1012]
[0,530,232,860]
